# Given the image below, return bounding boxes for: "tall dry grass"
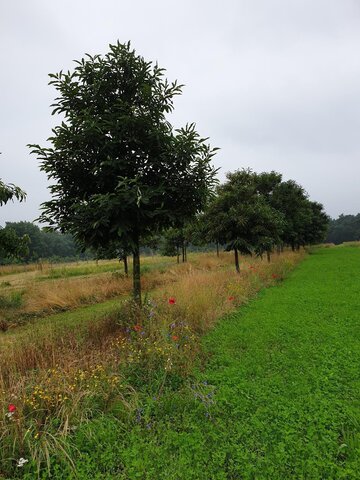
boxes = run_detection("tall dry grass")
[0,253,234,327]
[0,250,302,386]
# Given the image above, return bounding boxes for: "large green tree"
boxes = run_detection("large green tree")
[303,201,329,245]
[201,169,284,272]
[30,42,217,304]
[271,181,328,250]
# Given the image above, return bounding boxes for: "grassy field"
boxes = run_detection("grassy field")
[1,250,304,478]
[20,245,359,479]
[0,256,179,329]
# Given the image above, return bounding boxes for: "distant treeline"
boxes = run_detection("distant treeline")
[0,221,213,264]
[326,214,360,245]
[0,221,91,263]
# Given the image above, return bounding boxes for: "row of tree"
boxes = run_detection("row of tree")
[1,42,329,304]
[160,169,329,272]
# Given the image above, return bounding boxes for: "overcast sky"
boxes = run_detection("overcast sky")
[1,0,360,224]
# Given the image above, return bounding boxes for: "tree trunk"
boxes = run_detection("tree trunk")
[182,243,185,263]
[291,242,295,252]
[176,245,180,264]
[123,255,128,276]
[132,239,141,306]
[276,244,281,255]
[266,250,271,263]
[216,241,219,258]
[234,247,240,274]
[184,244,187,262]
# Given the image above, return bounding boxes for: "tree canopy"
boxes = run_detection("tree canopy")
[199,169,328,272]
[201,169,284,272]
[325,214,360,244]
[1,222,85,263]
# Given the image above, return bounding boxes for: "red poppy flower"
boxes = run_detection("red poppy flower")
[171,335,179,341]
[133,325,142,332]
[8,404,16,413]
[168,297,176,305]
[228,296,235,301]
[271,274,278,279]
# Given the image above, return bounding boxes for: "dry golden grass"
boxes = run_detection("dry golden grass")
[23,274,131,314]
[0,250,302,390]
[0,254,231,323]
[0,256,177,322]
[154,250,301,333]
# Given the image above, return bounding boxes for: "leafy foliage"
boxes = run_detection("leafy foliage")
[271,179,329,249]
[0,180,26,206]
[1,222,86,262]
[325,214,360,244]
[201,169,284,271]
[0,227,29,260]
[29,41,217,302]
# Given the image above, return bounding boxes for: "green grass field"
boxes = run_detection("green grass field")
[30,246,360,480]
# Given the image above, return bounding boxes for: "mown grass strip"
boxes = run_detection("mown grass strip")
[56,246,360,479]
[0,298,122,346]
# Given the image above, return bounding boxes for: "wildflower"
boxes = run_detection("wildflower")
[17,458,28,468]
[271,274,278,279]
[170,322,176,329]
[133,325,142,332]
[228,296,235,301]
[8,404,16,413]
[168,297,176,305]
[171,335,179,341]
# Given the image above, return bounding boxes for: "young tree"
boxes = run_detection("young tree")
[161,228,184,263]
[30,42,217,304]
[94,242,130,276]
[202,169,284,273]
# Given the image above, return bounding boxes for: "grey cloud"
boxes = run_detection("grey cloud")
[1,0,360,223]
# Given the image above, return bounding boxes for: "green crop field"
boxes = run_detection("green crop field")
[34,246,360,479]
